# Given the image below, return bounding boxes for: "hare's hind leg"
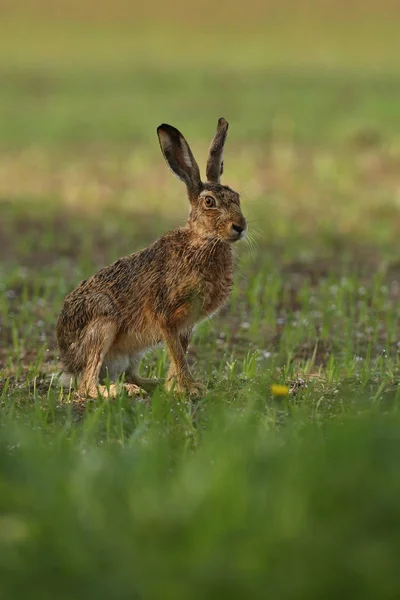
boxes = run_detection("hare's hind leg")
[125,353,162,393]
[77,319,143,399]
[78,318,118,399]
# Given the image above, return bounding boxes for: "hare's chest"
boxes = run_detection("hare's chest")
[167,244,234,327]
[195,252,234,315]
[198,275,232,315]
[167,273,232,331]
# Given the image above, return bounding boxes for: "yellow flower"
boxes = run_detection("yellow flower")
[271,384,290,396]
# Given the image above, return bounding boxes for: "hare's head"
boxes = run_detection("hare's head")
[157,118,246,243]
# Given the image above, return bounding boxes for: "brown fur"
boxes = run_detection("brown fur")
[56,118,247,398]
[206,117,228,182]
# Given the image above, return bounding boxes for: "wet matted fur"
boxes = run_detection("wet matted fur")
[57,118,247,399]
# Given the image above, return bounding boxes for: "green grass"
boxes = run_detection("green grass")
[1,5,400,597]
[3,410,400,599]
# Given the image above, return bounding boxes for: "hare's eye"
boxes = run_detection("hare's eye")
[204,196,216,208]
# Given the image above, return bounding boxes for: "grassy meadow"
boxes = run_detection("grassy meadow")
[1,2,400,597]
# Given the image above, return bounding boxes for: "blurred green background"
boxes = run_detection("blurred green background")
[1,0,400,254]
[1,1,400,598]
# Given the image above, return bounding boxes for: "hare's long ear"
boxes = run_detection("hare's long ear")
[206,117,229,183]
[157,124,201,199]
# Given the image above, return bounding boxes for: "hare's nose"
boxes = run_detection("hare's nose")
[231,224,244,236]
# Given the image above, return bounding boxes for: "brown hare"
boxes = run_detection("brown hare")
[57,118,247,399]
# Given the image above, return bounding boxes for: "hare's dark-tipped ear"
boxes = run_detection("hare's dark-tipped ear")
[157,124,201,199]
[206,117,229,184]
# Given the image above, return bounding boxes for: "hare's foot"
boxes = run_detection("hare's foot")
[125,375,162,393]
[76,383,120,401]
[185,381,207,398]
[165,376,207,398]
[77,383,146,401]
[95,384,120,398]
[123,383,147,397]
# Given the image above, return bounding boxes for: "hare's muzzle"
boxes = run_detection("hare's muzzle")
[229,222,247,242]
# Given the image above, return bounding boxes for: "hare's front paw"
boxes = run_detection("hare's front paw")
[187,381,207,397]
[165,377,207,398]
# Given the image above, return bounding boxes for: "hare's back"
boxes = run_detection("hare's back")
[57,241,168,340]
